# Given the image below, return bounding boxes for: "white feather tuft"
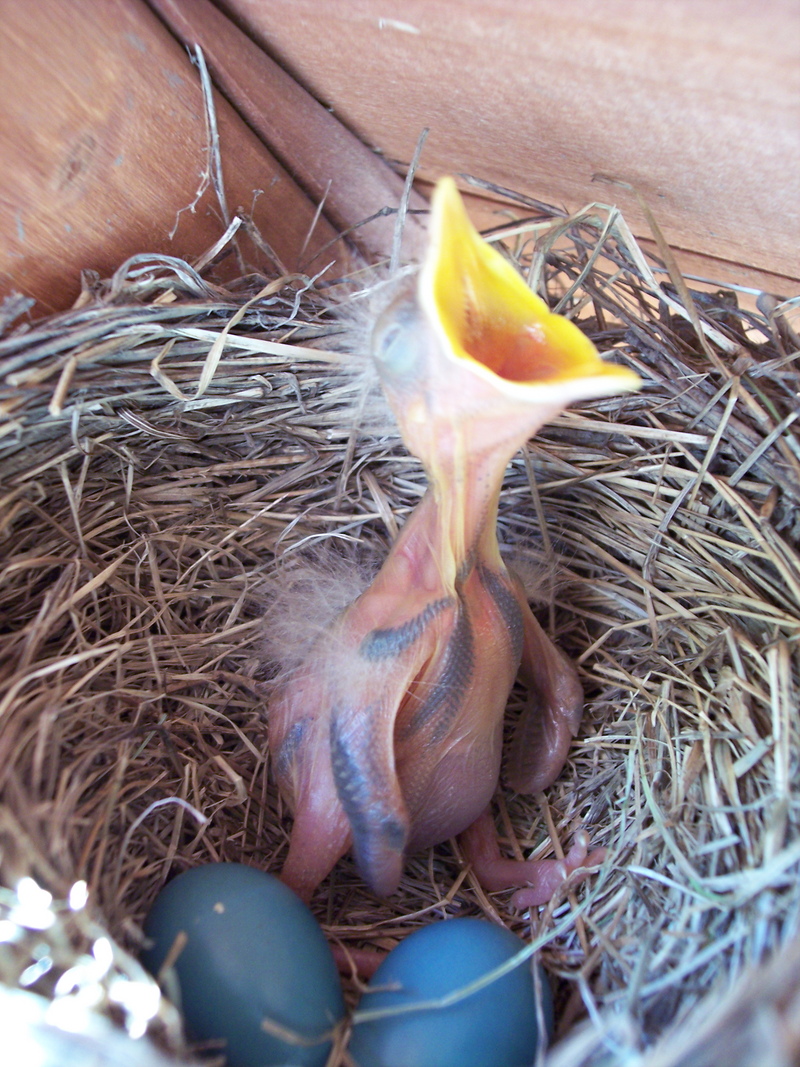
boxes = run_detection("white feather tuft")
[502,548,564,606]
[259,538,384,680]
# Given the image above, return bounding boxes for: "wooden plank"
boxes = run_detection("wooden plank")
[221,0,800,291]
[0,0,352,315]
[148,0,427,263]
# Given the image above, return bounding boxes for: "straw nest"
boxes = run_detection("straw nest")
[0,185,798,1067]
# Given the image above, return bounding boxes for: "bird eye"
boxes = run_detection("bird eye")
[375,320,404,356]
[371,297,423,382]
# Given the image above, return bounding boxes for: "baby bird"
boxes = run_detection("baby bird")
[270,177,640,905]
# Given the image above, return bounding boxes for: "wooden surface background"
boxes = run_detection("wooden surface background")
[0,0,797,315]
[0,0,353,313]
[222,0,800,292]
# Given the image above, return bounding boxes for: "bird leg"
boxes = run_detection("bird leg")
[460,811,606,910]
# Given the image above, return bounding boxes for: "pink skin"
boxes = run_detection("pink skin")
[461,813,607,911]
[269,283,606,913]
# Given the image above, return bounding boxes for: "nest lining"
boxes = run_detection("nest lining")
[0,194,798,1066]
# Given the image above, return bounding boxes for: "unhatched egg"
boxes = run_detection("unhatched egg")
[141,863,344,1067]
[347,917,552,1067]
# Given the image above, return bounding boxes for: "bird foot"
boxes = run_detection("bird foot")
[332,943,385,979]
[460,811,605,910]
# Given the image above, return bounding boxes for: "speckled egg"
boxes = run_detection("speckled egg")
[141,863,344,1067]
[347,918,553,1067]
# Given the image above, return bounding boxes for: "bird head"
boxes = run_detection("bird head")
[371,176,641,473]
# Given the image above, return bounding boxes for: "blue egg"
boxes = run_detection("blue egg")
[348,918,553,1067]
[141,863,344,1067]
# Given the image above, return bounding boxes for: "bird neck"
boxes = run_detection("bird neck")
[422,438,515,586]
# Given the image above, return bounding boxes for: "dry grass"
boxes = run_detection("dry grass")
[0,189,798,1066]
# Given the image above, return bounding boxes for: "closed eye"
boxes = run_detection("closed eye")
[371,297,425,383]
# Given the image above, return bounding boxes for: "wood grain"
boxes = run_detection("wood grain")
[148,0,427,264]
[0,0,351,314]
[221,0,800,291]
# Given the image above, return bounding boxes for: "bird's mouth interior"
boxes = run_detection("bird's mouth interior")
[458,301,567,382]
[422,178,639,392]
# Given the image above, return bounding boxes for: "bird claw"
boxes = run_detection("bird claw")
[509,842,606,910]
[460,810,606,910]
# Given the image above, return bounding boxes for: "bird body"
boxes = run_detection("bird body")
[270,178,640,904]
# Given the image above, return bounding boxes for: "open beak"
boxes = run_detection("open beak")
[418,176,641,406]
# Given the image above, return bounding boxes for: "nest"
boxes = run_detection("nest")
[0,188,798,1067]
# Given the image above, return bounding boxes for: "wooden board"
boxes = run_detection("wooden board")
[147,0,428,264]
[0,0,352,314]
[2,0,797,316]
[221,0,800,293]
